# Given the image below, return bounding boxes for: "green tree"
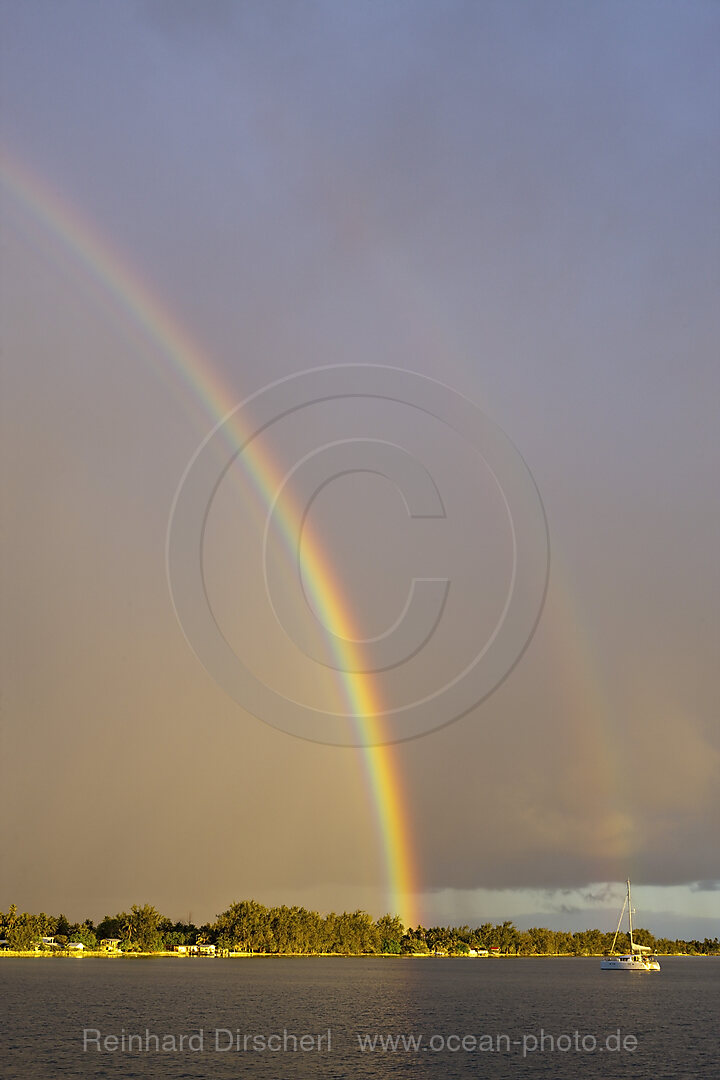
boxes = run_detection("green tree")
[467,928,488,954]
[426,926,452,955]
[215,900,269,952]
[68,925,97,948]
[127,904,164,951]
[96,915,123,941]
[376,913,404,954]
[401,927,429,954]
[8,917,36,951]
[55,913,71,937]
[515,930,533,955]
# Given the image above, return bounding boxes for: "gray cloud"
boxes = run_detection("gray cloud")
[1,0,718,924]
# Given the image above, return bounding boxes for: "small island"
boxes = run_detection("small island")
[1,900,717,957]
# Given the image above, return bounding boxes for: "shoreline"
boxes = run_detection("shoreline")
[1,950,711,960]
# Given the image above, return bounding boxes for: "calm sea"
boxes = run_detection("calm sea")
[1,956,717,1078]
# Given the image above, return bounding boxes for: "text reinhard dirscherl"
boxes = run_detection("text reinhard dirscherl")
[82,1028,639,1057]
[83,1029,332,1053]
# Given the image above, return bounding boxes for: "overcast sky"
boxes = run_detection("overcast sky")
[1,0,718,937]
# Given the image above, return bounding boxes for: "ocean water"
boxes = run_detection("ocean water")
[1,956,717,1078]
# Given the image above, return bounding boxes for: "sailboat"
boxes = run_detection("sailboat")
[600,880,660,971]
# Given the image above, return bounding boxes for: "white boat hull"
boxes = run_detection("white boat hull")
[600,955,660,971]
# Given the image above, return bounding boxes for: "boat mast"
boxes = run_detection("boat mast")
[610,889,627,954]
[627,879,633,949]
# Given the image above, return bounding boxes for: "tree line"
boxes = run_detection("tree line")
[1,901,717,956]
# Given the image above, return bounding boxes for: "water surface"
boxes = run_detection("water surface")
[2,956,717,1078]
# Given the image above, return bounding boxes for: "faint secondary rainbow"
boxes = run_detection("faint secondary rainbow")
[0,149,419,928]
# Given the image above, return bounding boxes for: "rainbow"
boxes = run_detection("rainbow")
[0,149,419,928]
[545,560,638,878]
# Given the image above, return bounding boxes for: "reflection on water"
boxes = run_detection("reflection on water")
[2,956,718,1079]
